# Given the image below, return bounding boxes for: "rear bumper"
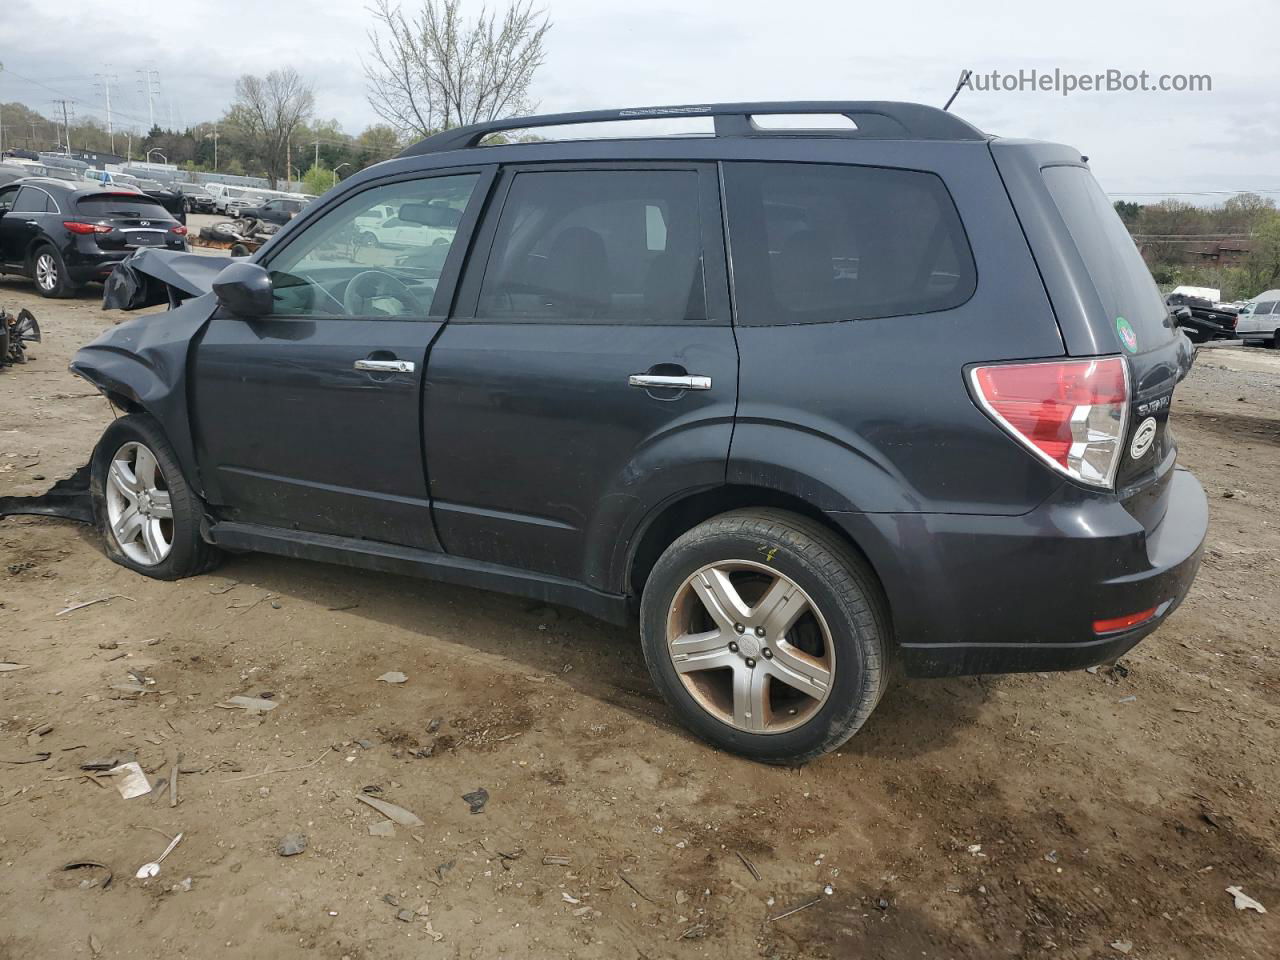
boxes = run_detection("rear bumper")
[832,467,1207,677]
[67,244,186,283]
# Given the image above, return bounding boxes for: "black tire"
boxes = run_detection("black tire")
[30,245,79,299]
[1272,330,1280,350]
[91,414,222,580]
[229,243,251,258]
[639,509,888,764]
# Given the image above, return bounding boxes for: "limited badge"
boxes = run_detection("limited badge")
[1130,416,1157,460]
[1116,316,1138,353]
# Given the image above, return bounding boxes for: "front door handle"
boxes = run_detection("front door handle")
[354,358,415,373]
[628,373,711,391]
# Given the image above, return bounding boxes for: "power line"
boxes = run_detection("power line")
[1,63,153,129]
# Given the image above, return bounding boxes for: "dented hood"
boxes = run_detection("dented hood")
[102,248,228,311]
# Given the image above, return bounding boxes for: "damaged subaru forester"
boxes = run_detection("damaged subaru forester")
[52,102,1206,763]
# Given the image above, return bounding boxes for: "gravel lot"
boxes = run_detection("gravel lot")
[1,274,1277,959]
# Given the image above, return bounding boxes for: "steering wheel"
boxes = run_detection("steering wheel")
[342,270,424,316]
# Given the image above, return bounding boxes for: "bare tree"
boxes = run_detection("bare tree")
[365,0,550,139]
[233,68,315,187]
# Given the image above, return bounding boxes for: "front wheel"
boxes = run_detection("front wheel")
[640,509,888,764]
[91,414,221,580]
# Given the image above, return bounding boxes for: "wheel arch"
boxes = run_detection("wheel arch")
[623,485,895,641]
[70,337,207,499]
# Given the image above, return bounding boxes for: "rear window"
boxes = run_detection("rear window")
[76,195,173,219]
[723,162,976,325]
[1042,165,1171,347]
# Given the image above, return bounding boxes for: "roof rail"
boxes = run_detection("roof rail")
[398,100,985,157]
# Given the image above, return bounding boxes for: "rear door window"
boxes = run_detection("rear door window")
[1255,301,1276,315]
[476,169,706,323]
[722,162,975,325]
[13,187,52,213]
[1041,164,1172,346]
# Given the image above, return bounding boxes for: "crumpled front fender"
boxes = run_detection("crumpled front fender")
[69,294,217,496]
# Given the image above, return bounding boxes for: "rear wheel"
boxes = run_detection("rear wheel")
[91,414,221,580]
[640,509,888,764]
[31,246,79,299]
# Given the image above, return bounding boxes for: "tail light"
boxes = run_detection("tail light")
[63,221,112,235]
[969,357,1129,489]
[170,225,188,236]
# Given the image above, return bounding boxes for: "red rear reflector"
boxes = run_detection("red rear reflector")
[170,225,188,236]
[1093,607,1158,634]
[969,356,1130,489]
[64,221,112,235]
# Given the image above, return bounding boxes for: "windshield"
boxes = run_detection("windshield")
[1042,165,1173,349]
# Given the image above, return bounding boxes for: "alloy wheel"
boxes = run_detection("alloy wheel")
[35,253,57,291]
[665,560,834,734]
[104,441,174,566]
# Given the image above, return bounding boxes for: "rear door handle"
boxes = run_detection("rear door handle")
[354,359,415,373]
[628,374,711,391]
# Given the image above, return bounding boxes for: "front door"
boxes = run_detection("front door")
[424,163,737,587]
[0,185,46,270]
[191,167,493,549]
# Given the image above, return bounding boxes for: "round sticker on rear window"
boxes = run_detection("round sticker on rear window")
[1116,316,1138,353]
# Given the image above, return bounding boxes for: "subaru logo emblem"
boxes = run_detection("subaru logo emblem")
[1129,417,1158,460]
[140,220,150,226]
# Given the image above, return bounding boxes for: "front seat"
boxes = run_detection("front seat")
[540,226,610,318]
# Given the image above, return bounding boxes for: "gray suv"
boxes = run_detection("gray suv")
[66,101,1207,763]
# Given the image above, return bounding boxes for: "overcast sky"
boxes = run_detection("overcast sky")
[2,0,1276,201]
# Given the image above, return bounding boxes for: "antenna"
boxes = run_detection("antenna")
[943,70,973,112]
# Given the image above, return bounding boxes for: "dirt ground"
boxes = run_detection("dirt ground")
[1,268,1277,960]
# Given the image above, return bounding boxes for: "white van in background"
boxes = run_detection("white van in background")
[1235,290,1280,347]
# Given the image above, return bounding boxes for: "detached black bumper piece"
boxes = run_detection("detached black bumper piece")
[835,467,1208,677]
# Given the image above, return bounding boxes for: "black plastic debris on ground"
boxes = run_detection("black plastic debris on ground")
[462,788,489,815]
[0,463,94,525]
[1,308,40,367]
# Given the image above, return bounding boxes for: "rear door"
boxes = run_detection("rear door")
[191,167,492,549]
[423,162,736,586]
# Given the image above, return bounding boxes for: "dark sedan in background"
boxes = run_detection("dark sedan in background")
[0,178,188,297]
[238,195,310,225]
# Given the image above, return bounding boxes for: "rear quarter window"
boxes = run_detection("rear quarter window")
[1042,164,1171,347]
[723,162,976,325]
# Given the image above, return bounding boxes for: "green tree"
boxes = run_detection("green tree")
[1113,200,1141,227]
[1241,214,1280,296]
[301,163,333,197]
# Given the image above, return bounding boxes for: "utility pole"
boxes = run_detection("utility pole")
[52,99,72,154]
[211,123,218,171]
[0,61,5,157]
[94,72,118,154]
[126,131,132,163]
[136,69,159,131]
[314,138,321,169]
